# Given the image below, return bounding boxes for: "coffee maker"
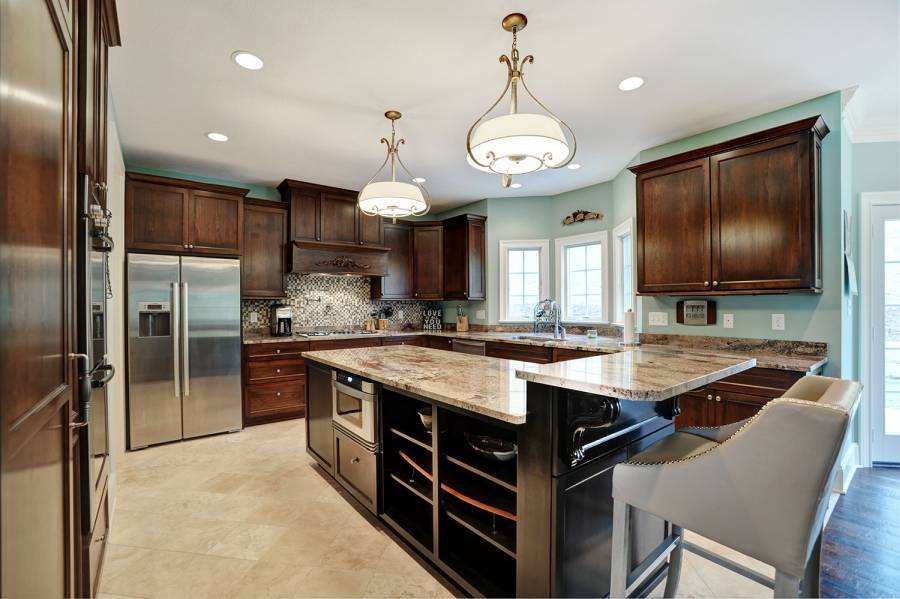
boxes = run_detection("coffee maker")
[270,304,293,336]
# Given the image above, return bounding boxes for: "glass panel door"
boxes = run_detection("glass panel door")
[872,203,900,464]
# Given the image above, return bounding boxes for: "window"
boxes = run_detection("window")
[613,218,636,324]
[555,231,609,323]
[499,239,550,322]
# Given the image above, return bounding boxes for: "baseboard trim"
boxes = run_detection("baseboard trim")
[832,442,860,495]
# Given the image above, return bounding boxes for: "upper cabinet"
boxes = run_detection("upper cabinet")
[125,173,246,256]
[630,116,827,295]
[372,221,413,300]
[412,223,444,300]
[443,214,487,300]
[242,199,287,298]
[278,179,384,248]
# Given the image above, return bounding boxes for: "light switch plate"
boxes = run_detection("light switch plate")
[648,311,668,326]
[249,312,258,324]
[476,310,486,320]
[772,313,785,331]
[723,313,734,329]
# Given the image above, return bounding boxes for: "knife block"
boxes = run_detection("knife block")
[456,315,469,332]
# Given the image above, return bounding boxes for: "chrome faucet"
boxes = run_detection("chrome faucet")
[533,299,566,339]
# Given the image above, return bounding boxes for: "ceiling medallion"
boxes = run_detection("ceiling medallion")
[466,12,577,188]
[358,111,430,219]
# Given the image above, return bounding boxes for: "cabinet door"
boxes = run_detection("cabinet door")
[711,133,813,291]
[126,179,189,252]
[374,222,413,299]
[674,391,712,429]
[443,216,486,300]
[467,218,487,300]
[319,192,357,244]
[485,341,553,363]
[189,190,243,255]
[305,362,334,473]
[713,391,767,427]
[413,225,444,299]
[358,210,384,247]
[636,158,711,293]
[289,189,320,242]
[242,202,287,298]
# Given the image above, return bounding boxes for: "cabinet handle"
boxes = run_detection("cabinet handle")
[706,394,712,401]
[351,457,360,464]
[713,280,719,287]
[704,281,710,286]
[715,395,721,402]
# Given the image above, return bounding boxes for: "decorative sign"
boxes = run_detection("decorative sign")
[676,300,716,326]
[561,210,603,226]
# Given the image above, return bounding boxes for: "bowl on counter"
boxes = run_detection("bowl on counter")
[464,432,518,462]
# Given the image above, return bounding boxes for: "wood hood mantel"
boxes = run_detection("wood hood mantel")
[290,240,389,276]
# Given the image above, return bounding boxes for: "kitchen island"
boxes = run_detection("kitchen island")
[303,345,755,597]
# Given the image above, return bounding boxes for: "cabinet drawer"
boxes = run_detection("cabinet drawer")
[333,427,378,513]
[426,336,454,351]
[486,341,553,363]
[382,335,426,346]
[245,380,305,420]
[247,358,305,382]
[552,348,602,362]
[708,367,803,398]
[308,338,381,351]
[245,341,309,359]
[88,487,109,596]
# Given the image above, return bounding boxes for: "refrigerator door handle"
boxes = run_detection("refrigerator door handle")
[182,281,190,397]
[172,282,181,398]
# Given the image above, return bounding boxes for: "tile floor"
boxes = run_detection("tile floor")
[100,419,774,598]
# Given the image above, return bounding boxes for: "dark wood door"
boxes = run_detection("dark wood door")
[288,189,320,242]
[242,200,287,298]
[711,133,813,291]
[1,0,77,596]
[443,215,487,300]
[305,362,335,473]
[373,222,413,299]
[357,210,384,247]
[319,192,357,244]
[413,224,444,299]
[674,391,712,429]
[636,158,711,293]
[713,391,767,426]
[189,189,243,255]
[126,177,189,252]
[467,218,486,300]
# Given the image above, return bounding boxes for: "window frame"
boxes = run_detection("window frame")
[499,239,550,323]
[612,218,636,325]
[555,230,610,324]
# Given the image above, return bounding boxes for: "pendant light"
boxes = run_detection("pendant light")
[358,111,429,218]
[466,13,577,188]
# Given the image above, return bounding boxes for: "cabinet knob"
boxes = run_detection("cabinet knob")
[713,280,719,287]
[463,292,468,297]
[704,281,710,286]
[706,394,712,401]
[276,392,281,396]
[94,182,108,192]
[414,293,418,297]
[715,395,721,402]
[276,349,281,354]
[276,368,281,373]
[351,457,360,464]
[359,241,363,245]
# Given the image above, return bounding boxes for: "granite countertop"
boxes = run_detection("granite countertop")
[244,329,826,373]
[302,345,756,424]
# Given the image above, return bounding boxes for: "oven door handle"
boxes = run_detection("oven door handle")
[333,381,375,403]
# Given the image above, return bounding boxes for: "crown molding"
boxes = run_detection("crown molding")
[843,91,900,143]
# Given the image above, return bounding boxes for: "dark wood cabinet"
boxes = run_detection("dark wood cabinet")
[443,214,487,300]
[242,199,287,298]
[486,341,553,363]
[242,341,308,426]
[631,117,827,295]
[319,192,358,244]
[279,179,385,248]
[126,173,247,256]
[382,335,427,347]
[551,348,603,362]
[426,336,454,351]
[674,367,806,429]
[358,211,385,247]
[372,221,414,299]
[413,223,444,299]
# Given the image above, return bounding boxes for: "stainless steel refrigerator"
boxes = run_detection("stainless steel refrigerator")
[127,253,242,449]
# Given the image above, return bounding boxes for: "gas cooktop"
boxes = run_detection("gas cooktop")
[293,330,380,337]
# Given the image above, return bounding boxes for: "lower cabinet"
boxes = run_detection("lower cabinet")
[242,341,309,425]
[426,336,454,351]
[485,341,553,363]
[382,335,427,347]
[675,367,805,429]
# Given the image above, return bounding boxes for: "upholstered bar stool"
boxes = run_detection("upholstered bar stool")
[610,376,862,598]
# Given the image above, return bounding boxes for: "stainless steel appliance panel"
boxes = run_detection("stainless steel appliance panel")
[332,371,377,446]
[127,253,183,448]
[180,256,242,439]
[451,338,486,355]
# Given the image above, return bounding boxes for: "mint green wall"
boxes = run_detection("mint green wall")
[636,93,847,376]
[126,165,281,201]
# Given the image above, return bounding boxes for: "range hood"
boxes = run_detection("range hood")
[290,240,389,276]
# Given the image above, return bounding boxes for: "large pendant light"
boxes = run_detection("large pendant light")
[358,111,429,218]
[466,13,577,188]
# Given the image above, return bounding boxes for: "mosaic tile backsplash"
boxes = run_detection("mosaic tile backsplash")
[241,274,438,331]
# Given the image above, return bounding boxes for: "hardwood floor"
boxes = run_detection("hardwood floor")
[822,467,900,598]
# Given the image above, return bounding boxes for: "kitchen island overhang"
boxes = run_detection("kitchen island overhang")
[302,346,755,597]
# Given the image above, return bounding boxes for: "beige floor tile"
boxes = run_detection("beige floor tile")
[322,527,392,571]
[209,523,289,560]
[259,526,340,566]
[109,510,239,554]
[227,560,312,599]
[363,572,455,598]
[293,566,373,598]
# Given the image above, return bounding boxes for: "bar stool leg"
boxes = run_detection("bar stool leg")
[611,498,631,598]
[774,571,801,598]
[663,525,684,598]
[800,528,822,598]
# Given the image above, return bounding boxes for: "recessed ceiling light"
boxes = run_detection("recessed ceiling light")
[510,182,522,189]
[231,51,264,70]
[412,177,426,183]
[206,132,229,142]
[567,163,581,170]
[618,76,645,91]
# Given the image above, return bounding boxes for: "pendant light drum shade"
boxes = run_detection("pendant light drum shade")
[466,113,570,174]
[358,181,427,218]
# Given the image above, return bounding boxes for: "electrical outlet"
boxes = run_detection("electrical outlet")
[648,311,668,326]
[476,310,486,320]
[771,313,785,331]
[723,313,734,329]
[249,312,258,324]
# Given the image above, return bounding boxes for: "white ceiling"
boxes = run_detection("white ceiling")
[109,0,899,210]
